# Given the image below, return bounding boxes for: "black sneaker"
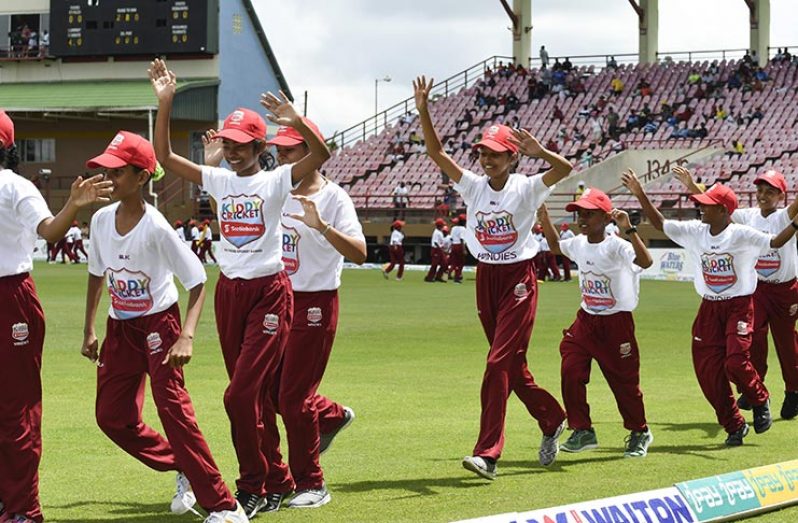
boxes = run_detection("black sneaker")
[737,394,752,411]
[781,391,798,420]
[261,492,288,513]
[319,407,355,455]
[725,423,750,446]
[235,490,265,518]
[753,399,773,434]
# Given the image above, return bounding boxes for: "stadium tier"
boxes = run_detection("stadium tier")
[323,57,798,215]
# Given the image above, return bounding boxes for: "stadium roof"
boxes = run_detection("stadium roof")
[0,79,219,114]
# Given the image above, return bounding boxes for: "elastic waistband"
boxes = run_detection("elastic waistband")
[701,294,750,303]
[0,272,30,283]
[219,271,286,285]
[294,289,338,298]
[757,278,796,287]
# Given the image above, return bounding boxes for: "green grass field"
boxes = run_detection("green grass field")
[29,263,798,522]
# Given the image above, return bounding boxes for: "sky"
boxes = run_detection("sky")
[255,0,798,137]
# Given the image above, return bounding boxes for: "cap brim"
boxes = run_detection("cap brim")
[565,200,608,212]
[472,139,513,153]
[753,177,785,192]
[689,193,723,207]
[214,129,258,143]
[86,153,128,170]
[265,136,305,147]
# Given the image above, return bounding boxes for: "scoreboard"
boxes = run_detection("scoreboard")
[49,0,219,57]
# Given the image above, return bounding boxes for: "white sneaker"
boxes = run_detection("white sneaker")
[539,420,566,466]
[203,502,250,523]
[170,472,198,515]
[287,484,331,508]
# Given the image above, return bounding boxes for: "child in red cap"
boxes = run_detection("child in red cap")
[449,215,467,283]
[0,110,111,523]
[150,59,330,517]
[80,131,248,523]
[414,76,572,479]
[383,220,406,280]
[624,170,798,445]
[674,166,798,419]
[558,222,575,281]
[425,218,447,282]
[539,189,654,457]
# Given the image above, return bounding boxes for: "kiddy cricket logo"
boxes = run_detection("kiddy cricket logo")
[580,272,616,312]
[107,269,153,319]
[281,224,300,275]
[474,211,518,255]
[701,252,737,293]
[220,194,265,248]
[755,250,781,278]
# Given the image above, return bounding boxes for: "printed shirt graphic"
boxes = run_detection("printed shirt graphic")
[201,164,293,279]
[560,234,641,315]
[89,203,206,320]
[732,207,798,282]
[107,268,153,319]
[663,220,772,298]
[0,169,53,277]
[280,181,364,292]
[219,194,265,248]
[453,170,553,264]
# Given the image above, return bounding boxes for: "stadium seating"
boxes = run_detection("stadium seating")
[323,58,798,213]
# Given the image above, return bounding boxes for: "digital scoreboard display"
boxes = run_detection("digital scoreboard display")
[49,0,219,57]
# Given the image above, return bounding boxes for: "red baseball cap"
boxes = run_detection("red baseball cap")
[434,218,446,227]
[565,188,613,213]
[175,220,183,226]
[472,124,519,154]
[458,214,466,223]
[442,226,450,233]
[265,117,324,146]
[86,131,157,173]
[690,183,738,214]
[560,223,570,231]
[214,108,267,144]
[392,220,405,228]
[754,169,787,193]
[0,110,14,149]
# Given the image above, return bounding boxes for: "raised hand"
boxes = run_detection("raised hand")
[287,195,325,231]
[611,208,632,230]
[148,58,177,102]
[672,165,695,187]
[413,76,434,113]
[621,168,644,197]
[69,174,112,208]
[537,203,549,218]
[509,128,544,157]
[260,90,300,127]
[202,129,223,167]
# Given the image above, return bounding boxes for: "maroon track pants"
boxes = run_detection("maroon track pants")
[0,273,44,523]
[560,309,647,432]
[692,295,769,433]
[449,244,465,280]
[426,247,445,281]
[95,304,235,512]
[385,245,405,279]
[473,260,566,460]
[215,271,293,496]
[749,279,798,392]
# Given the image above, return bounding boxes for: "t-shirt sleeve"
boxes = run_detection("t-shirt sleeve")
[559,236,576,260]
[87,214,105,277]
[615,237,643,273]
[158,222,207,291]
[524,174,554,210]
[333,190,365,242]
[739,224,775,255]
[15,182,53,236]
[663,219,699,248]
[452,169,479,206]
[200,166,228,199]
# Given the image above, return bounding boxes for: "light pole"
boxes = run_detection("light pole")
[374,75,392,115]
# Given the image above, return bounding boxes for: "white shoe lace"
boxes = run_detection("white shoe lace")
[172,472,201,517]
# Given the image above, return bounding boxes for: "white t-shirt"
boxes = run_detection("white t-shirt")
[605,223,620,237]
[201,164,293,279]
[281,181,364,292]
[451,225,466,245]
[390,229,404,246]
[0,169,53,277]
[431,228,445,248]
[560,234,642,314]
[663,220,773,299]
[175,227,186,241]
[560,229,576,241]
[442,235,452,254]
[392,185,409,204]
[190,226,200,241]
[67,226,82,242]
[88,203,206,320]
[732,207,797,283]
[453,170,553,264]
[538,234,550,252]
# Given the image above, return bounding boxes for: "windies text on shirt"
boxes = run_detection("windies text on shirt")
[477,251,518,262]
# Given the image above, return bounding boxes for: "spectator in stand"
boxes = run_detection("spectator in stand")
[689,123,708,139]
[670,121,690,139]
[39,30,49,57]
[687,70,701,85]
[578,148,594,169]
[28,31,38,58]
[562,57,573,71]
[577,105,590,119]
[527,76,540,101]
[715,105,728,120]
[392,181,410,220]
[727,72,742,89]
[606,56,618,69]
[390,142,406,162]
[506,93,520,112]
[694,83,707,99]
[539,45,549,68]
[637,79,653,97]
[572,126,586,142]
[607,106,620,139]
[553,57,562,71]
[610,76,624,96]
[676,104,693,122]
[540,66,553,90]
[516,63,527,76]
[551,104,564,122]
[575,181,586,197]
[20,24,31,57]
[589,116,603,143]
[456,110,475,130]
[545,138,560,153]
[750,106,764,121]
[409,130,422,145]
[727,140,744,157]
[755,67,769,82]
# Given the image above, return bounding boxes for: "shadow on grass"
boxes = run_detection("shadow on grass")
[334,475,492,499]
[649,421,724,439]
[45,501,197,523]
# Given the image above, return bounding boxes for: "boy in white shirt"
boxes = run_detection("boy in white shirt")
[559,223,575,281]
[623,170,798,445]
[539,189,653,457]
[449,214,467,283]
[81,131,248,523]
[425,218,447,282]
[674,166,798,419]
[383,220,406,280]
